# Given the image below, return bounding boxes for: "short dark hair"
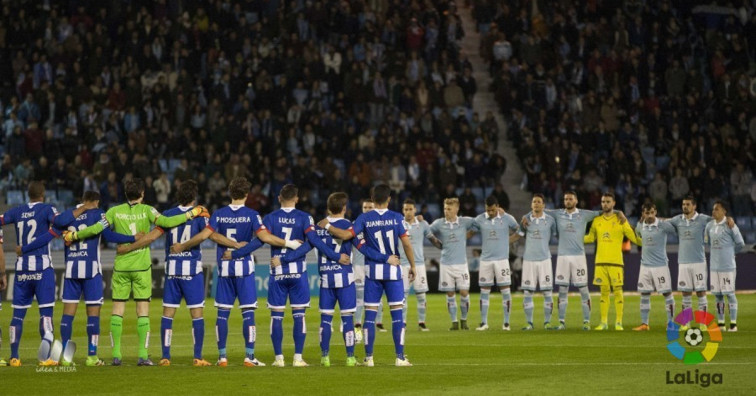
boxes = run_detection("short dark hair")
[82,190,101,203]
[642,202,656,211]
[176,179,198,206]
[485,195,498,206]
[327,192,348,214]
[532,193,545,201]
[564,190,578,198]
[371,184,391,204]
[713,200,728,213]
[682,196,697,205]
[602,192,615,200]
[228,177,251,200]
[124,178,145,201]
[403,198,416,206]
[28,181,45,200]
[362,198,374,204]
[280,184,298,201]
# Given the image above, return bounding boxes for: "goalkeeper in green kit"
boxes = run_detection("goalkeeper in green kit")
[66,179,207,366]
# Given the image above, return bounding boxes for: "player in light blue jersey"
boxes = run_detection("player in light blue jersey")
[469,196,519,331]
[322,184,416,367]
[666,196,734,323]
[632,203,677,331]
[1,182,62,367]
[22,191,136,366]
[429,197,476,331]
[705,201,745,332]
[173,177,292,367]
[401,199,442,331]
[516,194,557,330]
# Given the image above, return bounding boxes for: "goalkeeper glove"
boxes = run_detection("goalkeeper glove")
[187,205,210,219]
[62,231,77,246]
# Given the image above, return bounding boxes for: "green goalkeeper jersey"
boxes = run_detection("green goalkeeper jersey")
[76,202,188,271]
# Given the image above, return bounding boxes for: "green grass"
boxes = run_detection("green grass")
[2,293,755,395]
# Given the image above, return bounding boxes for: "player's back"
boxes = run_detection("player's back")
[163,206,207,276]
[64,207,108,278]
[2,202,59,271]
[208,204,262,276]
[264,207,312,275]
[354,209,405,280]
[316,217,354,288]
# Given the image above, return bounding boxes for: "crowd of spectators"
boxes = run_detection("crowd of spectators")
[0,0,510,219]
[476,0,756,217]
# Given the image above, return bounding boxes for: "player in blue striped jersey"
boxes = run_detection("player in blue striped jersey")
[277,192,396,367]
[1,182,61,367]
[322,184,416,367]
[705,201,745,332]
[22,191,136,366]
[171,177,294,367]
[239,184,345,368]
[632,203,677,331]
[351,199,375,340]
[0,220,7,366]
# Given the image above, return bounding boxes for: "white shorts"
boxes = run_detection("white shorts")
[677,262,707,292]
[353,264,365,286]
[637,266,672,294]
[402,265,429,293]
[521,259,553,291]
[555,255,588,287]
[439,264,470,292]
[710,271,736,294]
[479,259,511,287]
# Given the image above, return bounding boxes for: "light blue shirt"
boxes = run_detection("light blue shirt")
[705,219,745,272]
[666,212,711,264]
[635,219,676,267]
[400,217,432,267]
[518,213,557,261]
[429,216,476,265]
[547,208,600,256]
[472,212,518,261]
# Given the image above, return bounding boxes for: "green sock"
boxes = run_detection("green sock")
[111,315,123,359]
[137,316,150,360]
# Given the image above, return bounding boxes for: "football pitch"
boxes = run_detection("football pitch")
[3,293,755,395]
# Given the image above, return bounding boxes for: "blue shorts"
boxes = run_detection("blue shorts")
[12,268,56,309]
[62,274,104,305]
[164,273,205,309]
[215,274,257,309]
[364,278,404,307]
[267,272,310,310]
[319,283,357,314]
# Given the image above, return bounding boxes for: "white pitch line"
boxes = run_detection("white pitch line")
[423,362,756,366]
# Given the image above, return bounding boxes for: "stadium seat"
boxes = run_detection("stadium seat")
[153,238,166,249]
[51,239,64,251]
[668,235,678,244]
[736,217,752,231]
[475,204,484,213]
[159,159,169,172]
[468,234,482,245]
[427,203,441,219]
[471,187,485,201]
[58,190,75,207]
[200,239,216,249]
[168,159,181,173]
[6,190,24,205]
[745,232,756,244]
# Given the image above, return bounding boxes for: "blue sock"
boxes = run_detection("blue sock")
[715,294,725,324]
[558,286,569,322]
[86,316,99,356]
[161,316,173,359]
[501,288,512,325]
[341,315,355,357]
[192,318,204,359]
[479,289,490,325]
[664,294,675,322]
[640,294,651,324]
[447,295,458,322]
[10,308,27,359]
[523,291,534,325]
[292,309,306,355]
[242,310,256,359]
[364,309,377,357]
[61,314,74,348]
[320,314,333,356]
[579,286,591,323]
[460,295,470,320]
[543,290,553,324]
[39,307,54,338]
[355,284,365,325]
[270,311,284,357]
[390,308,405,360]
[726,293,738,323]
[216,309,230,358]
[417,293,427,323]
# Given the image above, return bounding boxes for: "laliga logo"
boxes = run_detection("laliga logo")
[666,308,722,365]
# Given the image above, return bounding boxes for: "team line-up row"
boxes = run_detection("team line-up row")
[0,179,746,367]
